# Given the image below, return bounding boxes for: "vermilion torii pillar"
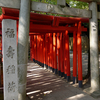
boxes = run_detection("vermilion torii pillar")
[77,21,82,88]
[34,35,37,63]
[30,36,32,61]
[49,33,53,71]
[32,36,35,62]
[73,31,77,84]
[60,33,64,77]
[65,31,70,81]
[57,33,61,76]
[53,33,57,74]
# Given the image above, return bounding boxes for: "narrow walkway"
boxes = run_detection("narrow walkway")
[26,61,96,100]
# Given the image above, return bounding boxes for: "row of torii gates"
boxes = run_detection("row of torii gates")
[0,0,100,100]
[0,8,88,85]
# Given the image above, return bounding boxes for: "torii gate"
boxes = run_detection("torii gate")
[0,0,100,100]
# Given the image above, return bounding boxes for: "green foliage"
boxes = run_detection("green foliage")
[66,0,89,10]
[31,0,57,4]
[0,8,2,15]
[31,0,89,17]
[0,0,89,16]
[32,0,89,10]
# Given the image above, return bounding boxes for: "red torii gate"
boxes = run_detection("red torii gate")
[0,8,89,87]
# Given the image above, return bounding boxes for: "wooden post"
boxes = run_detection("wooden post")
[47,34,50,71]
[40,35,42,66]
[41,35,44,67]
[89,2,99,91]
[53,33,57,74]
[50,33,53,71]
[49,33,53,70]
[32,36,35,62]
[52,33,55,72]
[41,36,43,66]
[43,35,46,69]
[53,33,55,72]
[38,35,41,65]
[30,36,32,61]
[56,33,57,74]
[33,35,35,62]
[35,35,38,63]
[17,0,30,99]
[57,33,61,76]
[52,33,54,72]
[77,21,82,88]
[45,34,48,69]
[73,31,77,84]
[64,31,67,79]
[66,31,70,81]
[44,34,47,69]
[39,35,41,65]
[60,33,64,77]
[37,35,40,64]
[36,35,39,64]
[37,35,39,64]
[34,35,36,62]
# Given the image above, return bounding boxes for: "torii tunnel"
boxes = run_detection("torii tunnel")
[0,8,89,88]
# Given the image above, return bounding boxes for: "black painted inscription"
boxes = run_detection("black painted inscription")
[92,23,97,32]
[8,81,16,92]
[6,46,15,58]
[6,65,15,74]
[5,28,15,38]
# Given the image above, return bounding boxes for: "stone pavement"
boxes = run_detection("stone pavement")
[26,61,98,100]
[0,53,99,100]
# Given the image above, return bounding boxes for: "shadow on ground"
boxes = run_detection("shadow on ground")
[26,60,95,100]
